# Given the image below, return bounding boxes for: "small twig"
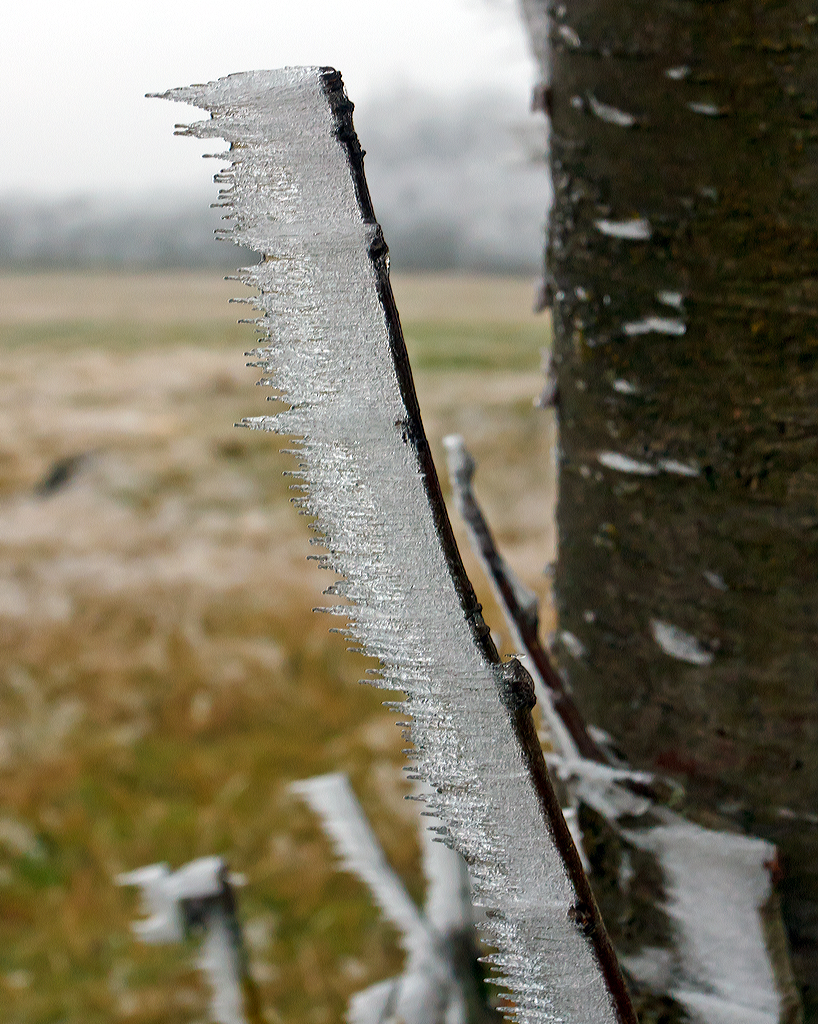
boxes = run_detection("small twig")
[443,434,607,765]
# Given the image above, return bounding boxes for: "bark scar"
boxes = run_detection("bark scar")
[497,657,537,713]
[568,902,597,937]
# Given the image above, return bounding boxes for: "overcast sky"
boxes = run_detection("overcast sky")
[2,0,536,199]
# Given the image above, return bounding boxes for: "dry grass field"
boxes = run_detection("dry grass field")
[0,271,554,1023]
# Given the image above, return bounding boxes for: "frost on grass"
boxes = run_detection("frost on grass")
[156,68,622,1024]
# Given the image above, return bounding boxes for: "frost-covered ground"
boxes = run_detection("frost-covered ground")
[0,271,552,1023]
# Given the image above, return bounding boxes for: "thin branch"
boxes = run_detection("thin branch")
[443,434,606,765]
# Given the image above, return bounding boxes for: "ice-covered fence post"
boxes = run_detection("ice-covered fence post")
[118,857,265,1024]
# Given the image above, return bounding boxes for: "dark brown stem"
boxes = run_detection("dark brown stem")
[319,68,637,1024]
[217,867,268,1024]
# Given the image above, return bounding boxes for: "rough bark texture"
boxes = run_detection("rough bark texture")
[525,0,818,1017]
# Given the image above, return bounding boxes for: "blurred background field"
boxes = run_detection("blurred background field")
[0,270,554,1024]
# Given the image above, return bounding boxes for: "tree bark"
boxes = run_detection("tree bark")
[523,0,818,1017]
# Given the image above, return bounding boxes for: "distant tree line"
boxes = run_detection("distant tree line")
[1,91,547,275]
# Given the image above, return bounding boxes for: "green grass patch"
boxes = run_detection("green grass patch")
[403,320,548,372]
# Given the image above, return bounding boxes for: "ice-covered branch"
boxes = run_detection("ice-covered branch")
[291,773,429,961]
[154,68,635,1024]
[443,433,603,765]
[294,773,496,1024]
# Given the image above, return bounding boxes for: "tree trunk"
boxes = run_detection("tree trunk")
[523,0,818,1018]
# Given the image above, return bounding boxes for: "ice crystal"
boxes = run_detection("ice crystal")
[156,68,621,1024]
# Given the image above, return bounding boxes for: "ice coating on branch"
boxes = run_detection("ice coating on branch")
[294,774,486,1024]
[118,857,251,1024]
[156,68,621,1024]
[621,819,780,1024]
[199,916,246,1024]
[291,774,428,959]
